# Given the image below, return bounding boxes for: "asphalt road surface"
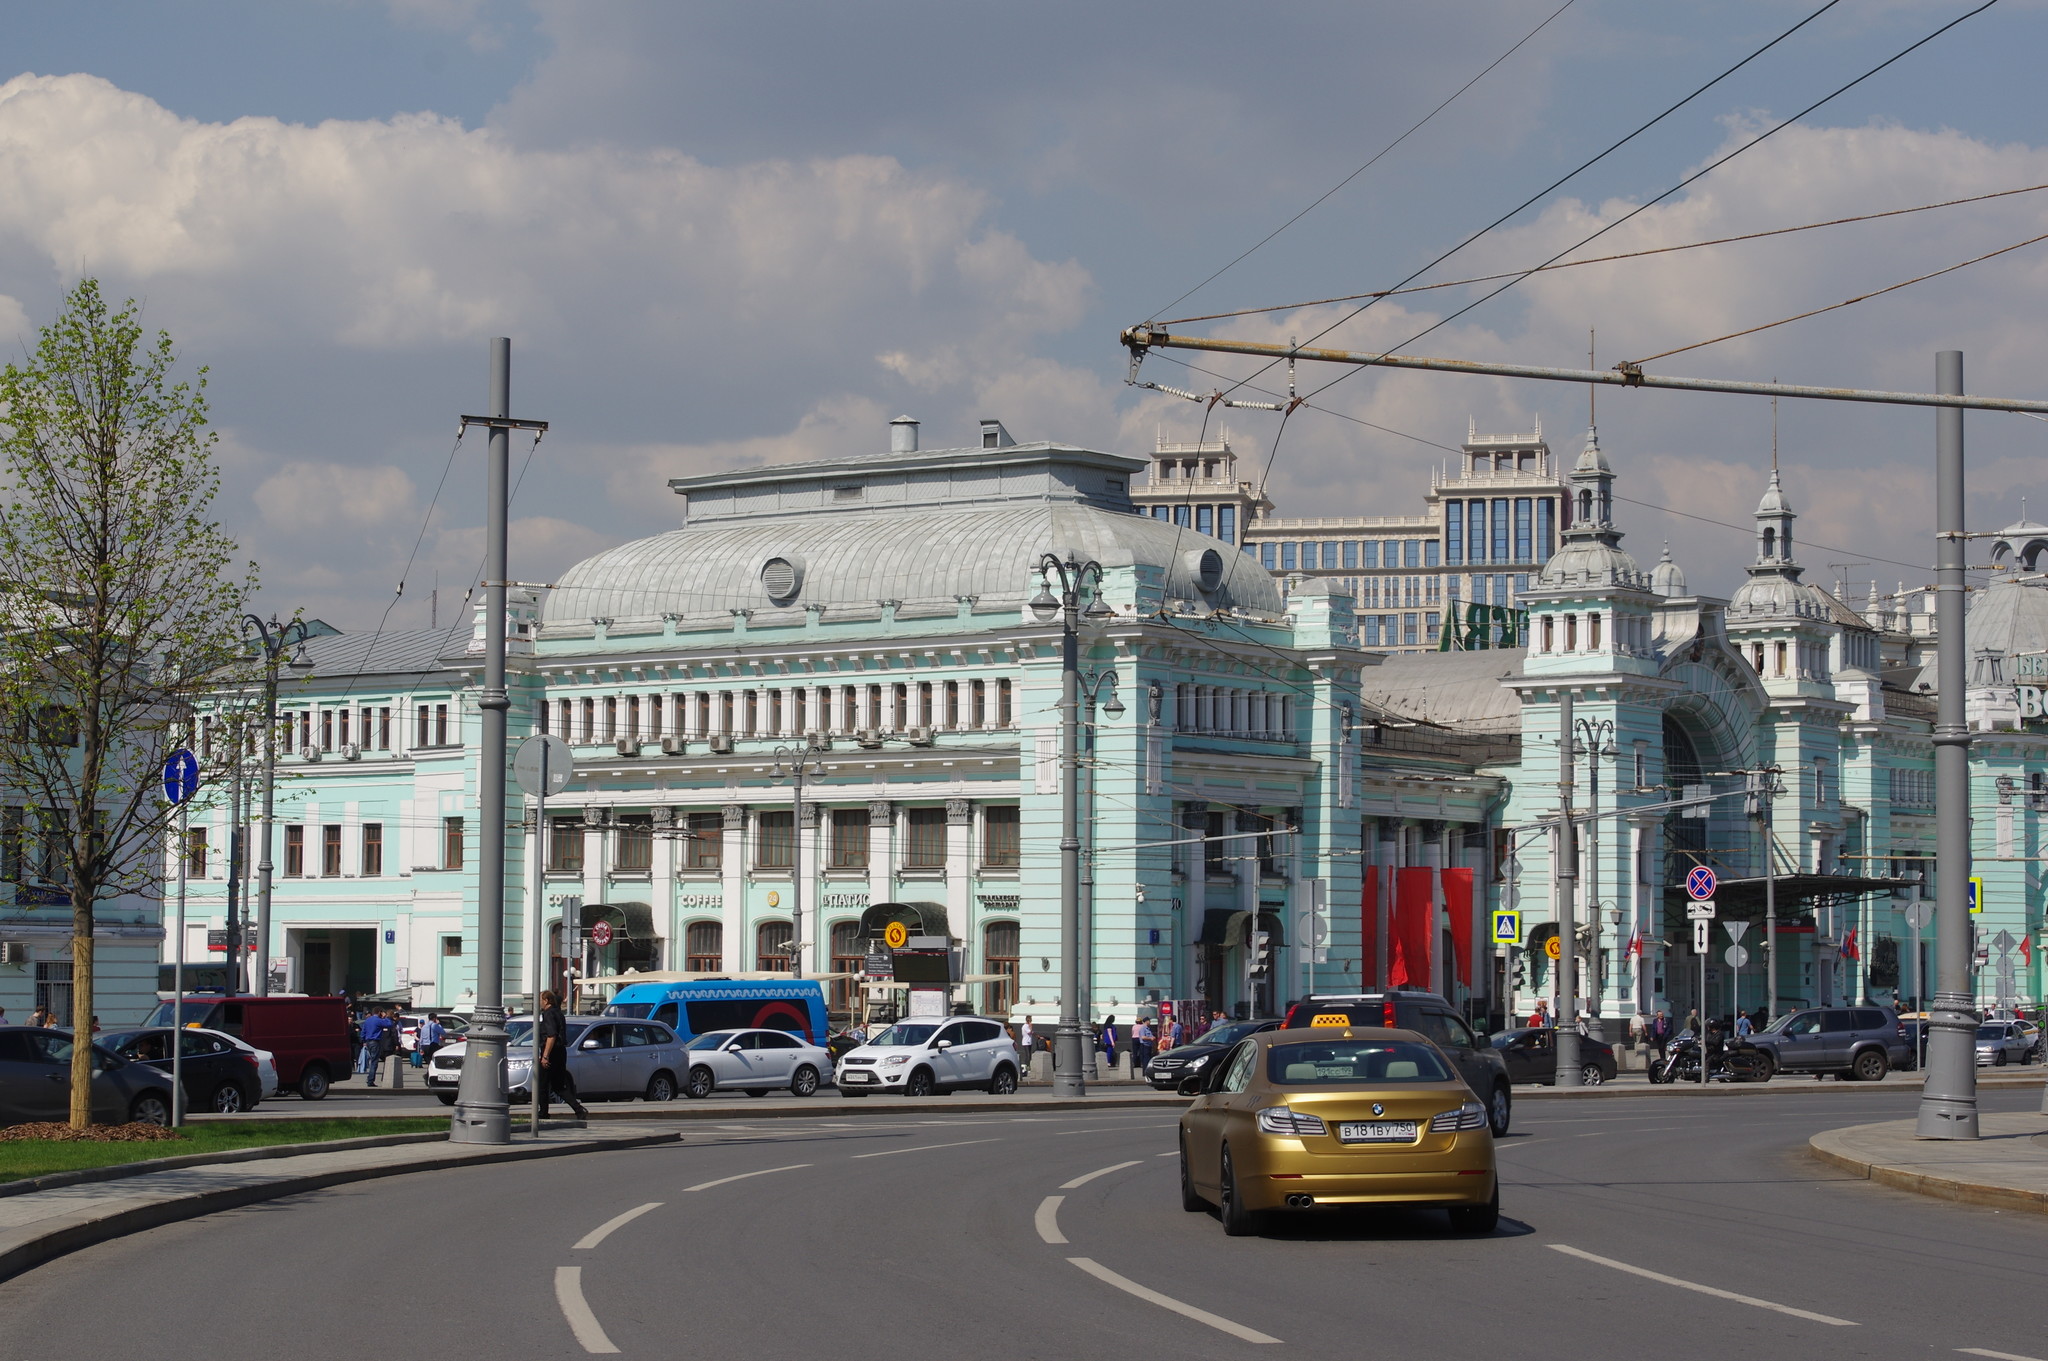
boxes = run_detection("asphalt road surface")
[5,1086,2045,1359]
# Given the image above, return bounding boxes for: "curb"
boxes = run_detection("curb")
[0,1131,451,1200]
[1808,1126,2048,1216]
[0,1129,681,1286]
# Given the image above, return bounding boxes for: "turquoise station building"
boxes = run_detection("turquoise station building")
[165,412,2045,1033]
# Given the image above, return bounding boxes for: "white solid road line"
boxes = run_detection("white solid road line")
[1960,1349,2048,1361]
[1548,1245,1856,1326]
[1067,1257,1281,1345]
[573,1202,664,1251]
[1036,1195,1067,1244]
[683,1163,812,1193]
[851,1138,1000,1159]
[554,1266,620,1354]
[1061,1160,1142,1189]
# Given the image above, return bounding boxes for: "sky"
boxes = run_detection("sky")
[2,0,2046,629]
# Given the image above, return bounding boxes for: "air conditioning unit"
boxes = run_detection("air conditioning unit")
[806,732,832,752]
[906,725,936,747]
[614,737,639,757]
[301,748,323,763]
[659,735,687,756]
[0,942,27,965]
[342,743,361,761]
[856,728,884,749]
[708,733,735,755]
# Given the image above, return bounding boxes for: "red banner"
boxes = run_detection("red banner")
[1391,868,1435,988]
[1442,867,1475,987]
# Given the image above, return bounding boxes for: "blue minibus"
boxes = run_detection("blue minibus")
[603,978,829,1045]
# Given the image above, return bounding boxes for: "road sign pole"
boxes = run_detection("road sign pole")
[162,749,198,1129]
[1555,693,1580,1087]
[530,757,545,1136]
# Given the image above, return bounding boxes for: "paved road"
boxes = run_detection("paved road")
[6,1086,2045,1359]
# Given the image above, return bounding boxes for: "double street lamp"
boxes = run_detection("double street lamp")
[1571,717,1617,1038]
[242,615,311,997]
[769,744,826,979]
[1030,554,1116,1098]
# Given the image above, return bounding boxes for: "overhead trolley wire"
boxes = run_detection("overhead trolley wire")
[1149,0,1579,320]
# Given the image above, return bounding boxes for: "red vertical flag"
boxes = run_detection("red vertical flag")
[1442,867,1475,986]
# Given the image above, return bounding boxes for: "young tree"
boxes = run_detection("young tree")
[0,280,258,1128]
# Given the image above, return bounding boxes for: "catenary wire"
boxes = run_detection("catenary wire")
[1149,0,1578,321]
[1622,225,2048,367]
[1293,0,2004,407]
[1211,0,1849,402]
[1158,180,2048,326]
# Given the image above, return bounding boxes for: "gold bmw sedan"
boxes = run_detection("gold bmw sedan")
[1179,1027,1499,1236]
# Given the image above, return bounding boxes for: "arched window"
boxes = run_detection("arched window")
[756,920,794,972]
[1762,527,1776,558]
[984,920,1020,1018]
[1578,489,1593,520]
[830,921,863,1013]
[684,921,723,972]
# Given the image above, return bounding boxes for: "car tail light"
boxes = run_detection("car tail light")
[1430,1102,1488,1132]
[1257,1106,1328,1137]
[1382,1001,1398,1028]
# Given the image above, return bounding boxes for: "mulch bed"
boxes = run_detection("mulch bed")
[0,1122,183,1143]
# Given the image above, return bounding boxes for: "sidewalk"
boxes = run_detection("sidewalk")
[1810,1111,2048,1215]
[0,1123,680,1283]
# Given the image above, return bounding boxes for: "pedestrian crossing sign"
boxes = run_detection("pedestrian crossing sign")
[1492,910,1521,944]
[1969,876,1984,914]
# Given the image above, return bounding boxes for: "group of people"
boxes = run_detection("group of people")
[3,1006,99,1030]
[352,1004,448,1087]
[1008,1009,1240,1070]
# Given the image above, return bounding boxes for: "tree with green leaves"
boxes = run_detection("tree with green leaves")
[0,279,258,1129]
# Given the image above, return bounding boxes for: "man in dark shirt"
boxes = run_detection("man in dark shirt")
[535,991,588,1119]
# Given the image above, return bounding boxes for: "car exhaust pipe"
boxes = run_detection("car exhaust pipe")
[1286,1193,1315,1208]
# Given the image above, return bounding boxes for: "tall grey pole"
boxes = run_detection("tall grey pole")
[172,795,188,1127]
[452,336,513,1145]
[791,765,805,981]
[224,747,241,998]
[529,752,547,1135]
[1917,350,1980,1141]
[1080,693,1097,1079]
[1555,692,1581,1086]
[1054,574,1085,1097]
[1761,775,1778,1022]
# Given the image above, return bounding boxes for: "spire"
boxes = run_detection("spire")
[1749,464,1801,580]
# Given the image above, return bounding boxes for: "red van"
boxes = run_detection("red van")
[148,996,355,1099]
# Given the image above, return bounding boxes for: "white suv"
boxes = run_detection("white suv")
[836,1016,1019,1097]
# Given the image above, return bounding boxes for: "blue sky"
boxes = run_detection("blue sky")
[4,0,2045,625]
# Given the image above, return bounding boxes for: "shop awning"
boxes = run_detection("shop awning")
[584,900,658,940]
[1197,908,1287,948]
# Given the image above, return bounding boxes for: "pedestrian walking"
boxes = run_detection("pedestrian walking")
[535,990,589,1119]
[1683,1007,1701,1038]
[1019,1018,1034,1057]
[1733,1010,1754,1040]
[1649,1008,1671,1062]
[417,1011,446,1065]
[1528,999,1551,1028]
[28,1006,47,1027]
[1132,1016,1155,1070]
[1167,1016,1185,1049]
[1101,1015,1118,1069]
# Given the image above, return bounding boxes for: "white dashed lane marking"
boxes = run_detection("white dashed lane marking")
[555,1266,620,1354]
[1959,1349,2048,1361]
[851,1138,1000,1159]
[1060,1160,1142,1189]
[1035,1195,1067,1244]
[1548,1245,1856,1326]
[572,1202,663,1250]
[683,1163,812,1193]
[1067,1257,1282,1345]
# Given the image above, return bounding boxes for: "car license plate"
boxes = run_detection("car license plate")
[842,1071,873,1083]
[1338,1121,1416,1144]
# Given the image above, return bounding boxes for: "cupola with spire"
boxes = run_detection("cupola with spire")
[1650,542,1688,598]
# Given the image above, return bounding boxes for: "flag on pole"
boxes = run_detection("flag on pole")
[1624,925,1641,960]
[2021,936,2033,967]
[1840,929,1860,962]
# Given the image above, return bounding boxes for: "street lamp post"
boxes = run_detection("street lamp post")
[1077,665,1123,1079]
[1572,717,1616,1038]
[1554,693,1582,1088]
[243,616,311,998]
[1031,553,1113,1099]
[770,745,825,978]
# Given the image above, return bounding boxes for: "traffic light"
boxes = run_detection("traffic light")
[1250,932,1271,977]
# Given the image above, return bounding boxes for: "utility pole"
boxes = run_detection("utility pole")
[245,616,310,997]
[450,338,548,1146]
[1917,351,1979,1141]
[771,745,824,978]
[224,735,242,998]
[1555,692,1581,1086]
[1031,554,1111,1098]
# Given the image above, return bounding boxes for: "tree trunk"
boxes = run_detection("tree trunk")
[69,921,95,1130]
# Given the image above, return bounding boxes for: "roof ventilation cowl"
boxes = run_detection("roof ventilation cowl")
[889,415,920,453]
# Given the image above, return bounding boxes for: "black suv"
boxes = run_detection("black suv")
[1282,990,1513,1136]
[1749,1004,1911,1081]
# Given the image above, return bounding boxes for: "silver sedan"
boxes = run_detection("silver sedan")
[677,1028,833,1099]
[1975,1022,2038,1067]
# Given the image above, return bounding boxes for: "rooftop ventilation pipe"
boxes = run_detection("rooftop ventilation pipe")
[890,415,920,453]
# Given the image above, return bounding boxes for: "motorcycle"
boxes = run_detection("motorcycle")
[1647,1030,1771,1084]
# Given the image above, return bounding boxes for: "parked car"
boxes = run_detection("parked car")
[1976,1021,2037,1067]
[396,1012,470,1055]
[1749,1005,1911,1080]
[0,1028,176,1127]
[430,1016,689,1105]
[677,1028,834,1098]
[1179,1028,1498,1236]
[102,1027,265,1113]
[1281,991,1513,1136]
[835,1016,1020,1096]
[1143,1019,1279,1091]
[1491,1027,1620,1086]
[148,995,353,1100]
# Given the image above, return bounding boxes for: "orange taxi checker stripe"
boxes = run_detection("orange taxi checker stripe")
[1309,1013,1350,1027]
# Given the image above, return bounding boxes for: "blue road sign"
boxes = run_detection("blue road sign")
[1492,909,1522,944]
[162,749,199,804]
[1685,865,1717,900]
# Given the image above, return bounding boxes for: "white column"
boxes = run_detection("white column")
[868,801,894,911]
[799,802,822,973]
[946,798,973,932]
[654,806,678,965]
[720,804,746,971]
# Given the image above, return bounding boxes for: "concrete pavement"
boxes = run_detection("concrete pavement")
[1810,1111,2048,1215]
